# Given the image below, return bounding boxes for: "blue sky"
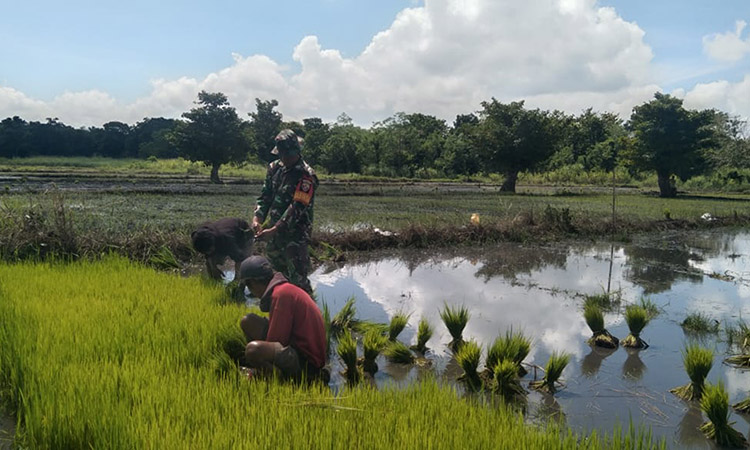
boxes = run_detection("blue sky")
[1,0,748,126]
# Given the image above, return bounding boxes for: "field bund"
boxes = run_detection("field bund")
[0,258,661,449]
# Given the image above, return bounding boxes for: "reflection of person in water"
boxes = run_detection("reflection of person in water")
[581,346,617,377]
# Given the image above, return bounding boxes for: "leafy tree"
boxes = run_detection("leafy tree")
[476,99,561,192]
[247,99,282,162]
[0,116,30,157]
[319,123,367,174]
[301,117,331,166]
[704,113,750,169]
[371,112,447,177]
[626,93,718,197]
[169,91,247,183]
[132,118,179,158]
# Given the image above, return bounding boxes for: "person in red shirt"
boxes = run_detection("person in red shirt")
[238,255,327,381]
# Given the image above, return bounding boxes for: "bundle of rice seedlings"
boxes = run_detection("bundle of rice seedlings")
[440,304,470,351]
[529,351,571,394]
[412,317,433,354]
[583,301,618,349]
[384,341,415,365]
[699,382,747,448]
[492,359,526,402]
[352,320,389,336]
[388,311,411,341]
[681,312,719,334]
[337,330,360,383]
[620,304,650,349]
[670,344,713,400]
[330,297,357,338]
[361,329,389,375]
[456,339,482,391]
[485,329,532,378]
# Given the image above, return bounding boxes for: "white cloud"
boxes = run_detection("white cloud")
[703,20,750,63]
[679,74,750,119]
[0,0,657,127]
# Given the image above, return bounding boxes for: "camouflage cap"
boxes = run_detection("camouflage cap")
[271,129,301,156]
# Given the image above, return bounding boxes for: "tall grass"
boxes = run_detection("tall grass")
[621,305,650,349]
[530,352,571,394]
[0,258,665,449]
[699,382,747,448]
[670,344,713,400]
[440,304,470,351]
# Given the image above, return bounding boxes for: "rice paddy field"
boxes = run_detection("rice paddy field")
[0,257,662,449]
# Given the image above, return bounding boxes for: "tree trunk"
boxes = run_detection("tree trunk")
[500,171,518,193]
[210,163,222,184]
[657,171,676,198]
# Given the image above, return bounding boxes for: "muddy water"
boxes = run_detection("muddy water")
[307,229,750,449]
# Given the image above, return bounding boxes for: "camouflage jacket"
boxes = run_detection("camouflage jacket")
[254,158,318,239]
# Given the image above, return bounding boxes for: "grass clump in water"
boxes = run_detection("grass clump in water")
[384,341,415,365]
[670,344,713,400]
[412,317,433,354]
[492,359,527,403]
[485,329,532,379]
[456,339,483,392]
[621,305,650,349]
[699,382,748,448]
[337,330,361,384]
[529,352,571,394]
[361,330,389,375]
[725,320,750,353]
[583,291,620,311]
[583,300,618,349]
[388,311,410,341]
[681,312,719,334]
[440,304,470,351]
[330,297,357,338]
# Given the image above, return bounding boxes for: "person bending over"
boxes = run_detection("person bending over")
[238,255,327,381]
[191,217,253,281]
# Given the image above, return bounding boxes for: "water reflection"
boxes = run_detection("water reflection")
[310,229,750,448]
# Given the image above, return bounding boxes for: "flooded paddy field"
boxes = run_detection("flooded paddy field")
[304,228,750,448]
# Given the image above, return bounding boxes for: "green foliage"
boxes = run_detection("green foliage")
[530,351,571,394]
[725,320,750,351]
[440,304,470,343]
[363,330,389,374]
[699,382,747,448]
[681,312,719,334]
[639,297,659,320]
[622,305,650,348]
[456,339,482,391]
[486,330,532,375]
[330,297,357,338]
[414,317,433,353]
[583,292,620,311]
[584,302,605,334]
[492,359,526,401]
[337,330,360,383]
[384,341,415,365]
[148,246,180,270]
[388,311,411,341]
[670,344,713,400]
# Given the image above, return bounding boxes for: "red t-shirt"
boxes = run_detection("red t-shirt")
[265,275,327,369]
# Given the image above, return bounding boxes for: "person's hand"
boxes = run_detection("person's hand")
[251,216,263,234]
[255,225,278,241]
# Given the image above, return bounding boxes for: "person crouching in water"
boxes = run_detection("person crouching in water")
[238,255,328,382]
[191,218,254,281]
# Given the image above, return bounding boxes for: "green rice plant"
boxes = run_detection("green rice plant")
[492,359,526,402]
[725,320,750,351]
[699,382,748,448]
[321,302,332,355]
[529,352,571,394]
[352,320,389,336]
[440,304,470,351]
[148,245,180,270]
[384,341,415,365]
[583,302,618,349]
[639,297,659,320]
[485,329,532,377]
[583,291,619,311]
[413,317,433,354]
[337,330,361,384]
[681,312,720,334]
[670,344,713,400]
[456,339,482,392]
[362,330,389,374]
[330,297,357,338]
[388,311,411,341]
[620,305,650,349]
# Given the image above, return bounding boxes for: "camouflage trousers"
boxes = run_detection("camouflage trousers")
[266,236,312,294]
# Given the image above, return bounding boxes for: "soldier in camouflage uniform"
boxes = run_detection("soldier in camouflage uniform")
[253,129,318,293]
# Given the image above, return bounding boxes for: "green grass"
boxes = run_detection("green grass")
[485,329,532,376]
[699,382,747,448]
[440,304,470,347]
[681,312,720,334]
[0,258,665,449]
[583,302,619,349]
[362,330,389,374]
[383,341,415,365]
[670,344,713,400]
[456,340,483,391]
[492,359,526,402]
[530,352,571,394]
[621,305,650,349]
[388,311,410,341]
[337,330,360,383]
[330,297,357,338]
[414,317,433,353]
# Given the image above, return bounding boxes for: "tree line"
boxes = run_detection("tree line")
[1,91,748,197]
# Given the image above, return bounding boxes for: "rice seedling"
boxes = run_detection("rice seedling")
[148,245,180,270]
[620,305,650,349]
[681,312,719,334]
[699,382,748,448]
[492,359,526,402]
[485,329,532,378]
[725,320,750,352]
[456,339,482,392]
[388,311,411,341]
[583,291,619,311]
[583,301,618,349]
[384,341,415,365]
[321,302,332,354]
[413,317,433,354]
[337,330,361,384]
[440,304,470,351]
[352,320,389,336]
[670,344,713,400]
[639,297,659,319]
[361,329,389,375]
[529,352,571,394]
[330,297,357,338]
